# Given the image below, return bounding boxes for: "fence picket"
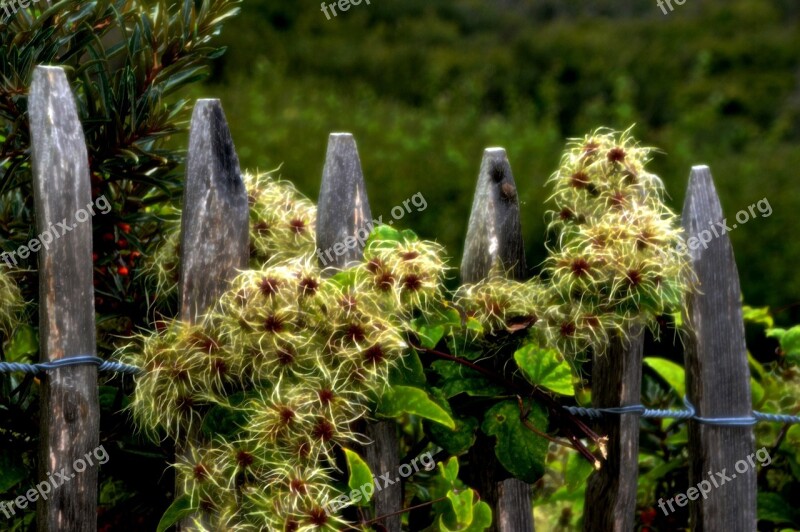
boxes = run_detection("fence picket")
[177,99,249,527]
[29,65,100,532]
[682,165,756,531]
[582,325,644,531]
[461,148,534,532]
[19,64,774,531]
[315,133,402,532]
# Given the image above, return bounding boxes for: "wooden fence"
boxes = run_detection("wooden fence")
[20,64,758,531]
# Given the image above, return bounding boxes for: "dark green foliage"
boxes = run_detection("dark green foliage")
[1,0,240,342]
[0,1,239,529]
[204,0,800,316]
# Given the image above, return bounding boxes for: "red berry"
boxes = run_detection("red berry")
[92,252,99,262]
[102,233,114,242]
[118,223,131,234]
[130,251,141,260]
[117,266,129,276]
[640,508,657,526]
[117,239,128,249]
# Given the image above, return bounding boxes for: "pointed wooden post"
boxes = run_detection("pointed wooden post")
[461,148,533,532]
[179,99,250,324]
[582,325,644,531]
[177,99,249,526]
[29,65,100,532]
[315,133,402,532]
[682,166,755,531]
[461,148,526,282]
[316,133,373,269]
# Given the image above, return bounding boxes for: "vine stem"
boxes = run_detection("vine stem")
[410,342,605,464]
[342,495,450,531]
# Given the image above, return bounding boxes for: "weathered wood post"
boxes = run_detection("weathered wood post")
[177,99,249,526]
[461,147,533,532]
[582,324,644,531]
[682,165,756,531]
[178,99,250,324]
[315,133,402,532]
[30,65,100,532]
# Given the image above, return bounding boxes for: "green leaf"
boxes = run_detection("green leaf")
[367,225,402,245]
[328,269,358,290]
[400,229,419,242]
[157,495,197,532]
[481,400,548,483]
[564,450,594,492]
[742,305,774,329]
[428,413,479,456]
[425,388,478,454]
[0,451,27,493]
[447,489,474,526]
[462,501,492,531]
[343,449,373,506]
[465,317,484,334]
[769,325,800,365]
[514,344,574,396]
[431,360,505,398]
[644,357,686,397]
[750,377,765,407]
[389,350,426,386]
[440,456,460,484]
[378,386,456,429]
[413,318,445,349]
[748,352,766,379]
[5,324,38,362]
[757,492,798,524]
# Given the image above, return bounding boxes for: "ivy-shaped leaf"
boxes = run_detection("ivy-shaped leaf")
[431,360,505,398]
[425,388,479,455]
[768,325,800,365]
[481,399,548,483]
[514,344,574,396]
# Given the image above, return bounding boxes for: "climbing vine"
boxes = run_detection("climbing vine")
[124,129,694,530]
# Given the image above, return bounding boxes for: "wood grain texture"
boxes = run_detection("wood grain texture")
[177,99,249,529]
[314,133,402,531]
[179,99,249,324]
[682,166,755,531]
[461,148,526,283]
[461,148,533,532]
[362,421,402,532]
[316,133,373,270]
[583,325,644,532]
[29,65,99,532]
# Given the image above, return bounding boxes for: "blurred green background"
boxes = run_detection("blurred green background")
[187,0,800,322]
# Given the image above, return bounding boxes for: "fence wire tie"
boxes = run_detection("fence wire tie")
[0,355,142,376]
[564,396,800,426]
